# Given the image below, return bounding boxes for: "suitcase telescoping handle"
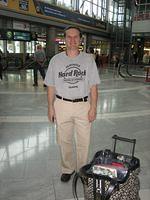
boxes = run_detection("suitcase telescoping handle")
[112,135,136,158]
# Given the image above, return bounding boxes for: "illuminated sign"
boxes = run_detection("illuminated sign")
[0,30,13,40]
[14,31,30,41]
[6,31,13,40]
[0,29,37,41]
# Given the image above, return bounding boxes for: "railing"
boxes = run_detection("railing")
[1,56,50,70]
[133,12,150,21]
[118,63,149,82]
[2,57,23,70]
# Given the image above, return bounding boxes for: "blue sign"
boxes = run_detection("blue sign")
[33,0,106,30]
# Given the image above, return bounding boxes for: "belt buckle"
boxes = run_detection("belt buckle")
[83,97,87,102]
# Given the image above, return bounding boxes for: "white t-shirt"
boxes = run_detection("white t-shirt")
[44,51,100,99]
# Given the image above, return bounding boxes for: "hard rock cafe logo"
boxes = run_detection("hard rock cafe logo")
[58,64,86,84]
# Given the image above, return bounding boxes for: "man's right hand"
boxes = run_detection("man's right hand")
[47,86,56,123]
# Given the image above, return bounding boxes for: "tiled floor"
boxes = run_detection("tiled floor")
[0,67,150,200]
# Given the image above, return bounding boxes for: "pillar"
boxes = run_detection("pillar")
[20,41,26,64]
[46,26,57,59]
[86,34,93,52]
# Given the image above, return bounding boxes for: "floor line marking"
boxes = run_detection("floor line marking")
[0,86,148,95]
[0,110,150,122]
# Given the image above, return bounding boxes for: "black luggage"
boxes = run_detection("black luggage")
[73,135,140,200]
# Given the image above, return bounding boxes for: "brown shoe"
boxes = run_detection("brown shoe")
[61,171,75,182]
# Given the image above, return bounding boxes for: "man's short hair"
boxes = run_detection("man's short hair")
[64,25,82,38]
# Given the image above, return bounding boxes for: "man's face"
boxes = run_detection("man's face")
[65,28,81,51]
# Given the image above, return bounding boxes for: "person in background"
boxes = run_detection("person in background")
[133,51,138,65]
[95,50,100,69]
[88,47,95,59]
[33,44,46,87]
[0,49,3,80]
[143,52,149,64]
[115,55,120,68]
[44,26,100,182]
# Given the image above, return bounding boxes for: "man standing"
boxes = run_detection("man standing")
[44,26,100,182]
[33,44,46,87]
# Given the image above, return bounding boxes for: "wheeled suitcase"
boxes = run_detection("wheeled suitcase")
[73,135,140,200]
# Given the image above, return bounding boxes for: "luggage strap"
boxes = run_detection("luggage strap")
[72,172,118,200]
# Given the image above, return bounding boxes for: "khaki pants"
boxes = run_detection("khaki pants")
[54,98,91,173]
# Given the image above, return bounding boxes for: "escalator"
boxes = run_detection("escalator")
[118,63,149,83]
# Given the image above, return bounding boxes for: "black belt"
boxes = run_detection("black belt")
[56,95,88,103]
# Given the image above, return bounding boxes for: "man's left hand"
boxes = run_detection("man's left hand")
[88,108,96,122]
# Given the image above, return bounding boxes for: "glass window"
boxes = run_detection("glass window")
[93,4,97,18]
[65,0,72,9]
[108,0,113,22]
[102,0,106,8]
[118,6,124,14]
[79,0,109,19]
[14,41,20,53]
[79,0,83,9]
[82,1,91,16]
[41,0,55,3]
[98,0,106,20]
[102,8,107,21]
[93,0,97,4]
[0,40,4,52]
[97,6,102,19]
[98,0,102,7]
[96,0,102,19]
[109,0,114,12]
[26,41,36,54]
[108,11,113,22]
[118,21,124,27]
[7,41,15,53]
[126,21,130,28]
[92,0,98,17]
[126,9,130,20]
[118,14,124,22]
[57,0,72,9]
[6,41,21,53]
[126,9,130,28]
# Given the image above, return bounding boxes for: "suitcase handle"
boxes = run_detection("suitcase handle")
[73,170,120,200]
[112,135,136,157]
